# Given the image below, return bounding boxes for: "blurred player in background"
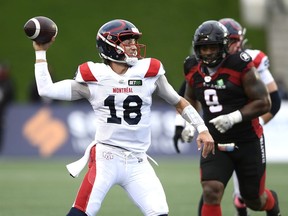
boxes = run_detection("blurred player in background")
[0,62,14,152]
[30,19,214,216]
[176,20,281,216]
[219,18,282,216]
[173,18,282,216]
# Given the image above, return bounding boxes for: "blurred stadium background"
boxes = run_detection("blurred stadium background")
[0,0,287,215]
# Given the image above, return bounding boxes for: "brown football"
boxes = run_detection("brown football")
[24,16,58,44]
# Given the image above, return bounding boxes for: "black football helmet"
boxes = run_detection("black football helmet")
[219,18,247,49]
[96,19,146,66]
[193,20,229,67]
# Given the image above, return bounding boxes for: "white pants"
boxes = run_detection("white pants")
[72,143,168,216]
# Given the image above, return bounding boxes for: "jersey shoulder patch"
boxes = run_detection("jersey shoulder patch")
[239,51,252,62]
[222,52,254,76]
[224,51,253,66]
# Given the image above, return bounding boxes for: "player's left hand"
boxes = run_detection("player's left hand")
[196,130,214,158]
[181,123,196,143]
[209,110,242,133]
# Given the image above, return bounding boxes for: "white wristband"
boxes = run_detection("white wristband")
[181,105,204,126]
[229,110,242,124]
[35,51,46,60]
[181,105,209,134]
[196,124,209,133]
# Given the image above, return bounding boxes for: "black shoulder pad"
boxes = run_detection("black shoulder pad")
[184,55,198,75]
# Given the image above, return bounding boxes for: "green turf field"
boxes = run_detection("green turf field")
[0,157,286,215]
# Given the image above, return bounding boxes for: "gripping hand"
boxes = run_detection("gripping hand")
[209,110,242,133]
[181,124,196,143]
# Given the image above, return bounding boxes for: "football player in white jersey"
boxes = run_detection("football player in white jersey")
[31,19,214,216]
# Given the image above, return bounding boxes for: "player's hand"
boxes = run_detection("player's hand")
[173,126,184,153]
[209,110,242,133]
[33,36,55,51]
[196,130,215,158]
[209,114,234,133]
[181,123,196,143]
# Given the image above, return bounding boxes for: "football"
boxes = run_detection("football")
[24,16,58,44]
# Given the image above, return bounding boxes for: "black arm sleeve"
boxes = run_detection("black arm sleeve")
[269,90,281,116]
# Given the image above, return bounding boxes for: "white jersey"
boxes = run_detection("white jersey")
[74,58,165,153]
[245,49,274,85]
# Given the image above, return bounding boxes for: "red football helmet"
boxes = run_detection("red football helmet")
[219,18,247,50]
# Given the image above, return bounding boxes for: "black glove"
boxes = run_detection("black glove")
[173,126,184,153]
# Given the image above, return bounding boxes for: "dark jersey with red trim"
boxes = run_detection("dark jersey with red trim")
[185,52,263,143]
[73,58,165,152]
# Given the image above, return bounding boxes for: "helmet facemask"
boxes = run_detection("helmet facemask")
[96,20,146,66]
[195,43,227,67]
[118,34,146,66]
[193,20,229,67]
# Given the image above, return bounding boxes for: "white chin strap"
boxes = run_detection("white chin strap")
[125,56,138,66]
[100,53,138,66]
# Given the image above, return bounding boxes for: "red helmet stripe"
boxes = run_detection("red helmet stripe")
[79,62,97,81]
[145,58,161,77]
[109,20,126,34]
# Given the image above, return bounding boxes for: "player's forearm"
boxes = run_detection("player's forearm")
[176,98,208,133]
[260,113,273,125]
[240,97,271,121]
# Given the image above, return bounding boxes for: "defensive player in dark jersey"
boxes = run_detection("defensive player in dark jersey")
[174,19,282,216]
[181,20,281,216]
[219,18,282,216]
[173,18,282,216]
